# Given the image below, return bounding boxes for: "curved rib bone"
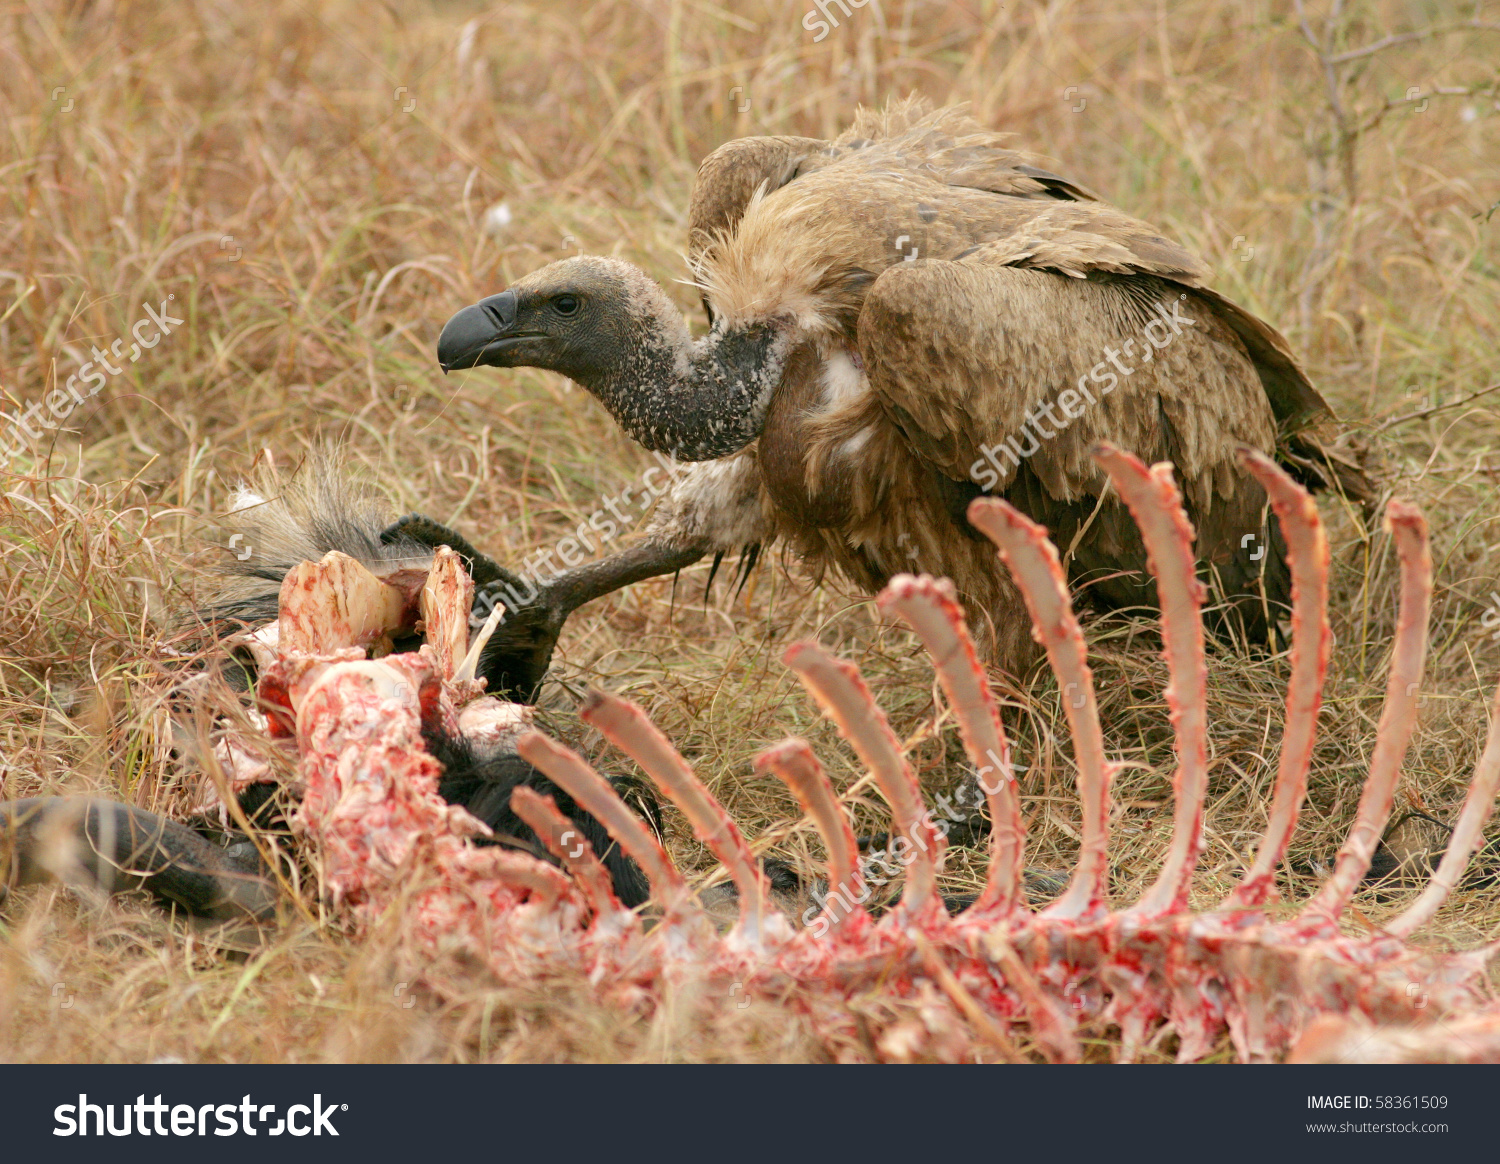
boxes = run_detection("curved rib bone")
[581,690,768,934]
[967,497,1113,920]
[516,730,694,917]
[483,846,577,907]
[783,642,946,917]
[1386,679,1500,937]
[509,785,624,920]
[1093,444,1209,918]
[1298,500,1431,926]
[877,573,1025,915]
[754,738,869,931]
[1222,448,1332,909]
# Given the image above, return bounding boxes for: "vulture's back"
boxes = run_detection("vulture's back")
[692,102,1364,489]
[684,102,1369,668]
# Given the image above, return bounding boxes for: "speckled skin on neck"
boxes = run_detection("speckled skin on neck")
[477,255,793,462]
[586,316,792,461]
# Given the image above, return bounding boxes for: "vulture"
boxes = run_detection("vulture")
[422,100,1368,699]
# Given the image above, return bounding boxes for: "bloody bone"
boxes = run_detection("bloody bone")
[270,447,1500,1062]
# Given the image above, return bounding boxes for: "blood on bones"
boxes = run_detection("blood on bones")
[269,444,1500,1063]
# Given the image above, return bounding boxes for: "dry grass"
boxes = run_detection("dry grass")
[1,0,1498,1062]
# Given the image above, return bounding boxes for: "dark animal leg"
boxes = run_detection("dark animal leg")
[477,537,710,702]
[383,514,709,703]
[381,513,511,587]
[0,798,277,920]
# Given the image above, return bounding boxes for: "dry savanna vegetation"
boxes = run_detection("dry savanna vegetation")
[1,0,1498,1063]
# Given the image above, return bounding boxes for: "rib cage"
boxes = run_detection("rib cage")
[267,444,1500,1063]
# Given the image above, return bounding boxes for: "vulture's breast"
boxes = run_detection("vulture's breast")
[758,344,868,530]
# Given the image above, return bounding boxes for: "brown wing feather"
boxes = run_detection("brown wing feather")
[687,135,827,267]
[854,252,1276,512]
[691,104,1108,328]
[831,99,1103,201]
[951,203,1209,282]
[1190,286,1330,429]
[847,252,1295,640]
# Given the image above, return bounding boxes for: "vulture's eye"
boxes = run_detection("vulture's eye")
[552,294,580,316]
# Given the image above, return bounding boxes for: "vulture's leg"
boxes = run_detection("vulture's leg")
[0,797,277,920]
[383,456,766,703]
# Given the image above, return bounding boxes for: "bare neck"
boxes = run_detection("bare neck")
[578,291,792,461]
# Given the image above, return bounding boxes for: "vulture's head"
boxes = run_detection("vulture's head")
[437,255,791,462]
[437,256,679,382]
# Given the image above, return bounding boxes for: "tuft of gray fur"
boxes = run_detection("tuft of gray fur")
[200,454,433,628]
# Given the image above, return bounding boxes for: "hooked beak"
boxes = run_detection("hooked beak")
[437,291,529,372]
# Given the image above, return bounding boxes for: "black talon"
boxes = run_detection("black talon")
[732,542,761,599]
[704,549,726,604]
